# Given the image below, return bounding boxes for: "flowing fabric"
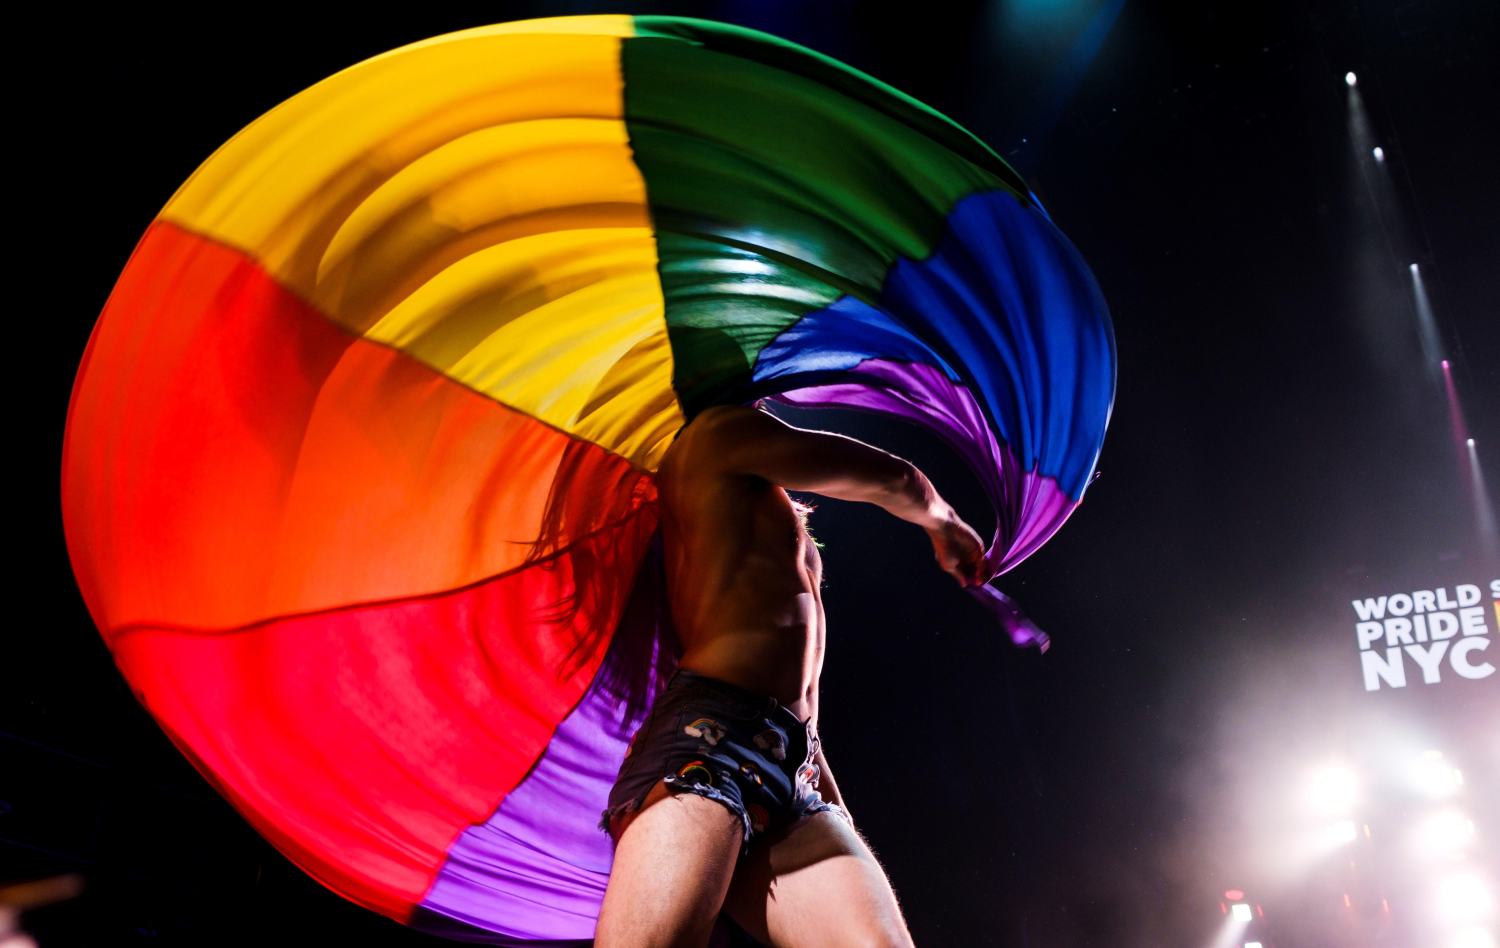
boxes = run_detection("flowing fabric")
[61,15,1115,943]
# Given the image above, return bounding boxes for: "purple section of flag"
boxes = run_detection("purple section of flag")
[770,357,1077,577]
[415,534,680,942]
[771,358,1072,651]
[971,584,1053,652]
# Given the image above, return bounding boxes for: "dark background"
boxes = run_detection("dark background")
[14,1,1498,945]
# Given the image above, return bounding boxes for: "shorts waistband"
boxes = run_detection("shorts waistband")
[668,666,806,729]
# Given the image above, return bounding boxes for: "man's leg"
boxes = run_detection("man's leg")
[721,809,916,948]
[596,777,746,948]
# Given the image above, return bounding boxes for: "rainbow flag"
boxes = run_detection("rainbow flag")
[61,15,1115,942]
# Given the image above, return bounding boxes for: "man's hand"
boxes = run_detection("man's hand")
[926,504,986,587]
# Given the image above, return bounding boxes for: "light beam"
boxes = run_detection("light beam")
[1410,263,1447,375]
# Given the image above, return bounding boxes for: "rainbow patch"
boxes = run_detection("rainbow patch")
[675,761,715,785]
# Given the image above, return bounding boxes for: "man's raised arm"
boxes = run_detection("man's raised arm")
[691,404,987,586]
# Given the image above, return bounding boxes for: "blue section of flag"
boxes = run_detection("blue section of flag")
[752,295,964,383]
[750,189,1115,500]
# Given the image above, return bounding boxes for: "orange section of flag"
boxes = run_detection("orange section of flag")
[63,219,654,636]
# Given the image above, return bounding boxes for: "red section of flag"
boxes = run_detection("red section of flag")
[111,504,656,917]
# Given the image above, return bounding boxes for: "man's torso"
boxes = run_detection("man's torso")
[655,408,825,726]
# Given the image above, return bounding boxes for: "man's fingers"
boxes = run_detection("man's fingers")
[936,541,986,586]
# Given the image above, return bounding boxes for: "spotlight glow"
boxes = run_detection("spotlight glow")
[1435,873,1493,923]
[1450,928,1496,948]
[1331,820,1359,845]
[1245,943,1264,948]
[1231,903,1253,922]
[1307,765,1359,814]
[1373,146,1385,161]
[1410,262,1421,273]
[1415,809,1478,859]
[1346,71,1358,86]
[1208,912,1251,948]
[1443,359,1452,370]
[1414,751,1464,798]
[1468,438,1476,447]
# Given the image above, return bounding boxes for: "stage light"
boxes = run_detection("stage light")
[1415,809,1477,858]
[1443,359,1452,369]
[1331,820,1359,845]
[1231,902,1253,922]
[1346,71,1358,86]
[1468,438,1476,447]
[1245,943,1263,948]
[1410,262,1421,273]
[1373,146,1385,161]
[1224,889,1245,901]
[1450,927,1496,948]
[1307,765,1359,813]
[1414,750,1464,798]
[1436,873,1494,923]
[1209,912,1251,948]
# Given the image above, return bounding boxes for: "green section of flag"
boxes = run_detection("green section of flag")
[653,232,845,413]
[623,16,1028,416]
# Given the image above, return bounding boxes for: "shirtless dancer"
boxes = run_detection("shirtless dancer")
[595,401,987,948]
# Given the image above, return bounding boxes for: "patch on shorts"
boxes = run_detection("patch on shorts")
[753,727,787,761]
[683,717,727,746]
[739,762,763,786]
[675,759,715,785]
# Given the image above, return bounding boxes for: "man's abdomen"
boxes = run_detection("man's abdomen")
[677,626,818,719]
[659,474,825,719]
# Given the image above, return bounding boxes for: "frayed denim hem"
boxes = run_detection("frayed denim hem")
[663,772,754,853]
[598,772,755,859]
[800,797,852,827]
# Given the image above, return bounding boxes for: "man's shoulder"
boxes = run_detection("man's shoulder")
[694,402,760,424]
[663,404,773,483]
[677,403,765,447]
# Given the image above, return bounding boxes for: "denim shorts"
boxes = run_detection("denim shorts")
[599,666,850,859]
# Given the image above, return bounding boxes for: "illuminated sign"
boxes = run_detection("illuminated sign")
[1351,580,1498,690]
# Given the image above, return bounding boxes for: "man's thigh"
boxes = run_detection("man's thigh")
[596,778,746,948]
[722,810,916,948]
